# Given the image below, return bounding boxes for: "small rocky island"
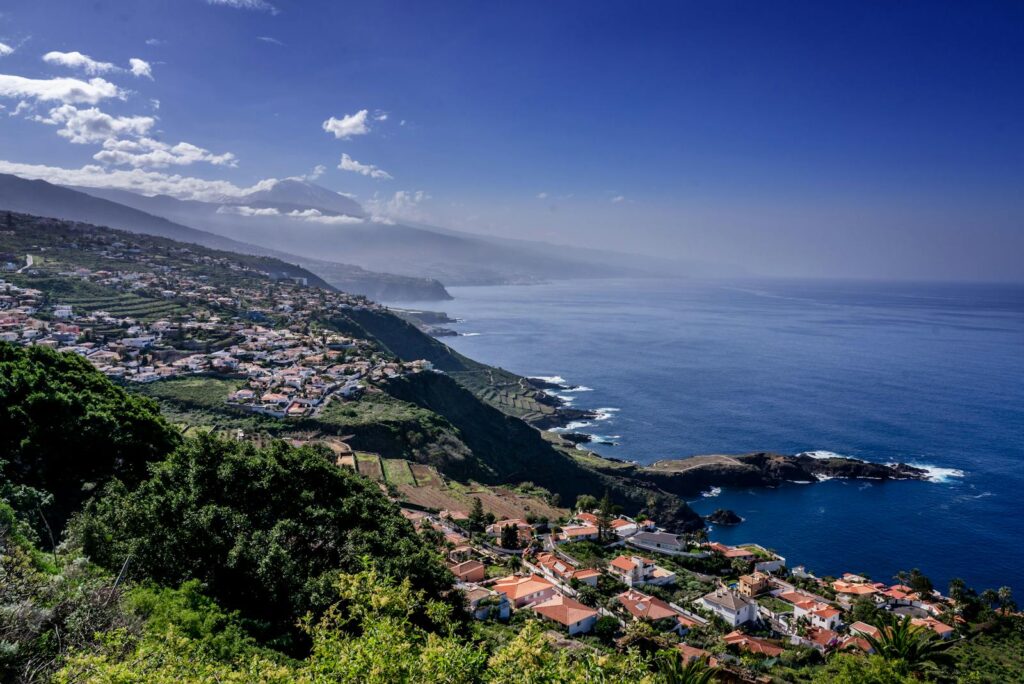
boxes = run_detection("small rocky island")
[705,508,743,525]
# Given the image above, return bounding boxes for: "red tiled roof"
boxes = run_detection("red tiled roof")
[532,594,597,626]
[617,589,677,622]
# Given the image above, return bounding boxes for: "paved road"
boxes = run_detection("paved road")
[16,254,33,273]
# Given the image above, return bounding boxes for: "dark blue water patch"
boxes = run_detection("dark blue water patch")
[389,277,1024,594]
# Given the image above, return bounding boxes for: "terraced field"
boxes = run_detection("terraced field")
[16,276,191,321]
[353,458,569,520]
[354,452,384,481]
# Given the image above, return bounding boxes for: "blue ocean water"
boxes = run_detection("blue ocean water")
[397,278,1024,594]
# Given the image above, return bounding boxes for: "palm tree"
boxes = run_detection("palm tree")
[948,577,967,606]
[997,586,1016,612]
[862,612,954,674]
[981,588,999,610]
[655,651,716,684]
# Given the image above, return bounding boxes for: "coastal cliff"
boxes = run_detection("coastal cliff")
[580,451,928,499]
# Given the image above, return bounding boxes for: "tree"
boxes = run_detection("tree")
[861,612,954,675]
[948,577,968,606]
[849,597,881,625]
[72,433,454,650]
[906,568,934,596]
[593,615,620,643]
[0,342,179,536]
[467,497,487,533]
[499,523,520,550]
[575,494,598,512]
[654,651,716,684]
[809,653,918,684]
[997,586,1016,612]
[596,490,614,543]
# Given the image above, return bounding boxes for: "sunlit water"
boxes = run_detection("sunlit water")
[388,278,1024,593]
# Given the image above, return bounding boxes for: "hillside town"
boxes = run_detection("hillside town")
[0,224,434,419]
[396,497,985,683]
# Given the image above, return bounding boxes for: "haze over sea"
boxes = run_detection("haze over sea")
[405,278,1024,593]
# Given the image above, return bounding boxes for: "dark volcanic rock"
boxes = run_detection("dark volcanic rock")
[706,508,743,525]
[560,432,593,445]
[636,451,929,498]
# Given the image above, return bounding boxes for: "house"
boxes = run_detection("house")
[607,555,676,587]
[848,621,881,639]
[803,626,843,652]
[492,574,558,609]
[629,531,685,553]
[779,591,843,630]
[723,630,785,658]
[698,589,758,627]
[832,579,880,600]
[617,589,706,635]
[449,559,486,583]
[461,584,510,621]
[487,518,532,537]
[610,518,639,537]
[677,643,718,667]
[532,552,601,587]
[738,571,771,597]
[530,594,599,636]
[708,542,755,562]
[555,524,600,543]
[911,616,955,639]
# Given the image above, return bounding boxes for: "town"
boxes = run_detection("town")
[0,220,433,420]
[387,489,986,682]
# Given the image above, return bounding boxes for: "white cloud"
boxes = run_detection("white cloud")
[129,58,153,79]
[257,36,285,46]
[0,159,278,201]
[0,43,14,58]
[9,100,31,117]
[306,164,326,180]
[338,153,392,180]
[43,50,118,75]
[611,195,626,203]
[365,190,431,223]
[216,203,364,225]
[373,111,388,121]
[150,98,160,110]
[206,0,278,14]
[0,74,121,104]
[217,205,281,217]
[145,38,166,47]
[322,109,370,139]
[93,137,237,168]
[536,192,548,199]
[36,104,155,144]
[286,208,363,225]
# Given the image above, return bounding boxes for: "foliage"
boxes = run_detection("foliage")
[0,342,179,533]
[71,433,454,649]
[808,654,918,684]
[861,611,955,675]
[654,650,716,684]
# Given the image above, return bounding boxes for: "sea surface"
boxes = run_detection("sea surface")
[389,278,1024,594]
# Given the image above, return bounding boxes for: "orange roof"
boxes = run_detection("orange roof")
[563,524,599,537]
[677,643,718,666]
[577,512,598,524]
[532,594,597,626]
[609,555,638,572]
[849,621,881,638]
[617,589,677,622]
[493,574,555,601]
[911,616,954,635]
[610,518,635,528]
[806,627,840,647]
[574,568,602,580]
[832,580,878,595]
[723,631,785,657]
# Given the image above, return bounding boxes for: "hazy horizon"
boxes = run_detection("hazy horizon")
[1,1,1022,282]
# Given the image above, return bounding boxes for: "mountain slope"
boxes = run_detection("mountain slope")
[0,173,450,300]
[70,180,660,286]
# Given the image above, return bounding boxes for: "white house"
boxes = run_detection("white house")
[698,589,758,627]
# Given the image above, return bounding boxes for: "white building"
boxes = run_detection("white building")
[698,589,758,627]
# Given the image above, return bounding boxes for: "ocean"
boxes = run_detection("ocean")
[392,278,1024,594]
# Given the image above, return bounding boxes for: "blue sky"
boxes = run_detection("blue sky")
[0,1,1022,280]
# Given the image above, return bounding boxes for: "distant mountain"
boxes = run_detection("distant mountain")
[71,179,682,287]
[0,174,451,301]
[226,178,366,218]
